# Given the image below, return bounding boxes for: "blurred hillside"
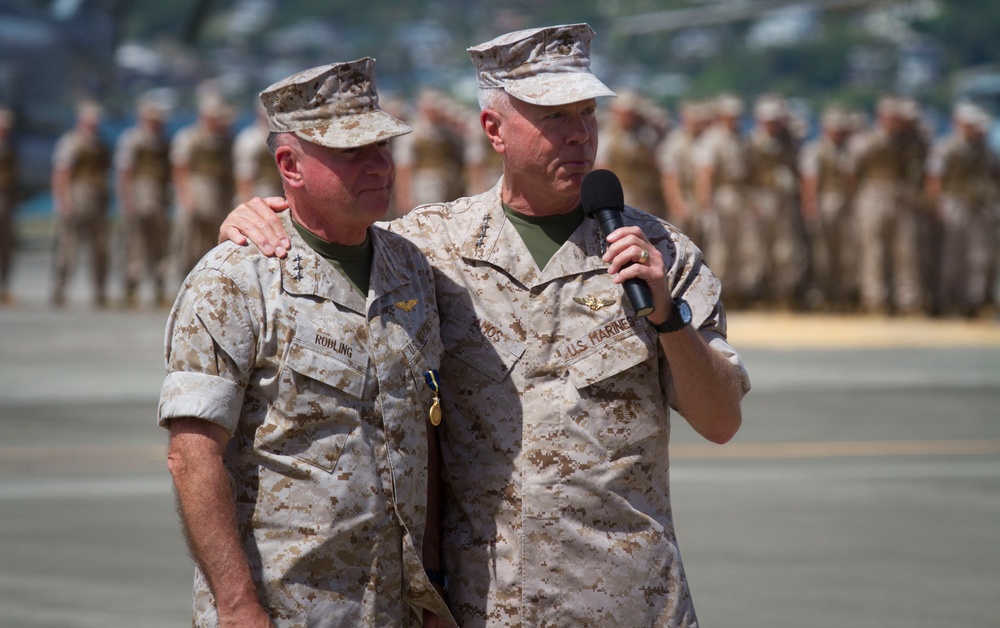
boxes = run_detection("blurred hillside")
[4,0,1000,197]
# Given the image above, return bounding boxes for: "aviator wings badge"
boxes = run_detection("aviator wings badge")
[573,296,616,311]
[395,299,419,312]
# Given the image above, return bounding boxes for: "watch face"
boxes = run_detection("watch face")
[678,299,692,324]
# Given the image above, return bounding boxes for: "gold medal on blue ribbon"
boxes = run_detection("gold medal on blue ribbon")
[423,369,442,426]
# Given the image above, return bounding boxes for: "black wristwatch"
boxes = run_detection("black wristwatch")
[648,298,692,334]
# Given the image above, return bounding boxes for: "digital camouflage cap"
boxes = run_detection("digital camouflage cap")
[260,57,411,149]
[468,23,616,106]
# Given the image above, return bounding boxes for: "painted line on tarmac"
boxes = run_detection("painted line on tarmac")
[672,438,1000,460]
[0,444,166,462]
[0,475,171,500]
[728,312,1000,349]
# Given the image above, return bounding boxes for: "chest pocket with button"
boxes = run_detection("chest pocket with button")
[257,323,370,473]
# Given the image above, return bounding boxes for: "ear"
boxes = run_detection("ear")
[481,109,505,154]
[274,144,303,189]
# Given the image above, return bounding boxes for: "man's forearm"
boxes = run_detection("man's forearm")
[660,328,743,444]
[168,419,267,623]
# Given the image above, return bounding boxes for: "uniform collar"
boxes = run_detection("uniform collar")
[279,212,407,315]
[458,185,611,287]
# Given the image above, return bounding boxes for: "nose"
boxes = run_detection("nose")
[363,142,394,175]
[565,112,592,145]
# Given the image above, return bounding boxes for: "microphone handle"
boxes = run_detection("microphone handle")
[623,277,656,318]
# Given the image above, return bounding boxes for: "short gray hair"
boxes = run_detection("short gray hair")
[477,87,512,114]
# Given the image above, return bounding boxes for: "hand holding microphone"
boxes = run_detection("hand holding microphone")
[581,169,656,318]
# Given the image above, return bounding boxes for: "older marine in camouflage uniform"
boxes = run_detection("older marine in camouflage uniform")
[159,60,454,627]
[51,100,112,307]
[393,26,748,627]
[744,95,808,307]
[799,106,858,310]
[926,102,1000,317]
[170,91,235,279]
[0,108,17,305]
[115,94,172,307]
[849,96,923,315]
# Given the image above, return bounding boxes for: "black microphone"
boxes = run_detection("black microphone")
[581,169,656,318]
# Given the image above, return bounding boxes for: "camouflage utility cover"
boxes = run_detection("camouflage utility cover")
[260,58,411,149]
[468,23,616,106]
[388,181,750,627]
[159,212,452,626]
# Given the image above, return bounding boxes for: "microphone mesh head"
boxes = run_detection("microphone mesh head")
[581,169,624,215]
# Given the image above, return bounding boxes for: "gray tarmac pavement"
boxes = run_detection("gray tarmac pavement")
[1,236,999,627]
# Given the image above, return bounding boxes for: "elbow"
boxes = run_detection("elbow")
[699,406,743,445]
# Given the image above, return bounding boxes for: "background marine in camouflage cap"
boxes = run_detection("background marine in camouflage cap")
[159,58,455,627]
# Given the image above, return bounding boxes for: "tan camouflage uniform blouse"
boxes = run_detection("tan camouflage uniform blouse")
[159,212,451,627]
[390,180,750,627]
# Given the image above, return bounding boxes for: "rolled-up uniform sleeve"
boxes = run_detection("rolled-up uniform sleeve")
[158,268,256,437]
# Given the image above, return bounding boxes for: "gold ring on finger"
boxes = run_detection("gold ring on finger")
[638,248,649,265]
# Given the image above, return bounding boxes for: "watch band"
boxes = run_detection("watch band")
[648,298,691,334]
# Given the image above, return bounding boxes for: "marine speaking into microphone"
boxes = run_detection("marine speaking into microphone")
[581,169,656,318]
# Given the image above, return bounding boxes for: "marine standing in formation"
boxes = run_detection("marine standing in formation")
[50,100,112,308]
[233,100,283,202]
[596,90,669,220]
[745,94,808,308]
[799,105,858,311]
[170,91,234,278]
[694,93,753,305]
[926,101,1000,318]
[850,96,924,315]
[114,93,173,308]
[658,99,712,249]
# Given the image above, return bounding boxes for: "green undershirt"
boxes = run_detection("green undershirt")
[292,218,373,295]
[503,203,584,269]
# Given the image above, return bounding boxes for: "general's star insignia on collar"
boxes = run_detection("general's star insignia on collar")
[395,299,419,312]
[573,296,616,311]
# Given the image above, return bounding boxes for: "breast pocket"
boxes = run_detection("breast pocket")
[441,304,524,384]
[566,328,664,458]
[256,328,370,473]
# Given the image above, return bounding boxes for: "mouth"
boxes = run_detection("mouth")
[560,159,592,173]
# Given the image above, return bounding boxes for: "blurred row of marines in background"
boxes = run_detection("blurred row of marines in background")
[0,85,997,318]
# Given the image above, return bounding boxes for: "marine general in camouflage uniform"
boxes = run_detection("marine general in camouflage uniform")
[0,108,17,305]
[115,94,172,307]
[925,102,1000,317]
[223,24,750,628]
[170,90,235,279]
[50,100,112,307]
[159,59,455,627]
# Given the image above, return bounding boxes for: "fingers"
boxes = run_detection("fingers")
[601,227,660,275]
[219,197,291,258]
